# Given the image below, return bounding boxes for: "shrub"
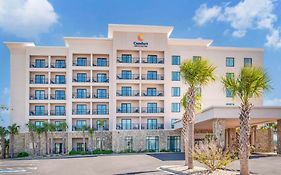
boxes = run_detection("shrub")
[68,150,89,155]
[160,149,170,152]
[17,151,29,157]
[194,139,234,172]
[92,150,113,154]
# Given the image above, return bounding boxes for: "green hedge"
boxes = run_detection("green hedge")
[17,151,29,157]
[92,150,113,154]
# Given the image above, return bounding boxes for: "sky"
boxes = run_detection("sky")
[0,0,281,126]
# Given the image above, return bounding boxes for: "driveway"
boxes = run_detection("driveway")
[0,153,280,175]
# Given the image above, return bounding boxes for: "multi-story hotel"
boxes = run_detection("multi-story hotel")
[6,24,280,154]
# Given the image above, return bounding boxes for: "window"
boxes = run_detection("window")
[97,73,107,82]
[172,103,180,112]
[97,89,107,99]
[35,59,46,68]
[55,90,65,100]
[76,104,87,115]
[55,106,65,116]
[120,103,131,113]
[147,119,157,129]
[147,88,157,96]
[226,57,234,67]
[77,89,87,98]
[35,75,46,84]
[55,60,66,68]
[76,143,86,151]
[226,88,233,98]
[147,71,157,80]
[96,137,105,150]
[146,136,159,152]
[226,73,235,79]
[172,71,180,81]
[121,86,132,96]
[55,75,65,84]
[96,120,107,130]
[121,54,132,63]
[147,55,157,63]
[121,119,132,130]
[167,136,181,152]
[193,56,201,61]
[171,87,180,97]
[76,120,86,129]
[76,57,87,66]
[35,121,44,128]
[172,55,180,65]
[147,103,157,113]
[77,73,87,82]
[96,58,108,66]
[97,104,107,114]
[171,119,178,129]
[125,136,133,152]
[35,106,45,116]
[244,58,252,67]
[35,90,45,100]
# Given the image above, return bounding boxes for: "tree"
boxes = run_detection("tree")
[42,122,49,155]
[0,126,8,159]
[26,122,36,156]
[88,128,94,152]
[8,123,20,158]
[48,123,56,155]
[35,126,44,156]
[222,67,270,175]
[81,125,88,152]
[57,122,68,154]
[180,59,216,169]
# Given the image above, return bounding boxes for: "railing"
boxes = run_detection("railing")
[72,125,91,131]
[72,92,91,99]
[72,109,91,115]
[50,110,66,116]
[93,125,109,131]
[29,78,49,84]
[141,74,164,80]
[92,77,109,83]
[116,107,139,113]
[29,94,48,100]
[116,90,140,96]
[141,107,164,113]
[72,77,91,83]
[29,110,48,116]
[141,123,164,130]
[116,74,140,80]
[72,60,91,66]
[92,109,109,115]
[116,123,140,130]
[141,58,164,64]
[141,90,164,97]
[50,62,66,68]
[50,94,66,100]
[92,93,109,99]
[117,57,140,63]
[50,78,66,84]
[93,60,109,67]
[29,62,48,68]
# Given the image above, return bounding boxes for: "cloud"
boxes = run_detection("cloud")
[3,87,9,95]
[0,0,58,38]
[264,98,281,106]
[193,0,281,48]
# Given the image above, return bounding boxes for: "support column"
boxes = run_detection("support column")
[277,120,281,154]
[212,119,225,148]
[228,128,236,149]
[251,125,257,147]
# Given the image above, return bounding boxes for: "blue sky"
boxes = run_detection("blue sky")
[0,0,281,126]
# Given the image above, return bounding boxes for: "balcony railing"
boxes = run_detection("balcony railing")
[117,57,140,63]
[72,77,91,83]
[72,125,91,131]
[72,92,91,99]
[141,107,164,113]
[72,109,91,115]
[29,110,48,116]
[116,123,140,130]
[116,90,140,96]
[116,107,139,113]
[29,94,48,100]
[92,77,109,83]
[50,78,66,84]
[93,60,109,67]
[50,62,66,68]
[29,78,48,84]
[141,58,164,64]
[93,124,109,131]
[141,90,164,97]
[50,94,66,100]
[141,74,164,80]
[29,62,48,68]
[92,93,109,99]
[50,110,66,116]
[72,60,91,66]
[116,74,140,80]
[141,123,164,130]
[92,109,109,115]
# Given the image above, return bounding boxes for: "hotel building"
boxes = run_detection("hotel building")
[5,24,280,154]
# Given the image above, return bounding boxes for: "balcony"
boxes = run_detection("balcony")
[29,94,48,100]
[29,62,48,68]
[72,109,91,115]
[50,110,66,116]
[30,78,48,84]
[117,57,140,63]
[50,94,66,100]
[72,125,90,131]
[29,110,48,116]
[72,60,91,66]
[92,77,109,83]
[116,107,139,113]
[51,62,66,68]
[93,124,109,131]
[50,78,66,84]
[141,74,164,80]
[116,123,140,130]
[93,60,109,67]
[116,90,140,96]
[92,93,109,99]
[141,107,164,113]
[116,74,140,80]
[72,77,91,83]
[141,58,164,64]
[92,109,109,115]
[141,90,164,97]
[72,93,91,99]
[141,123,164,130]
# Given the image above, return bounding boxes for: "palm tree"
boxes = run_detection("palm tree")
[48,123,56,155]
[0,126,8,159]
[81,125,88,152]
[42,122,49,155]
[57,122,68,154]
[35,126,44,156]
[8,123,20,158]
[180,59,216,169]
[222,67,270,175]
[26,122,36,156]
[88,128,94,152]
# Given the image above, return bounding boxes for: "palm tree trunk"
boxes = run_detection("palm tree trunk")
[30,132,35,156]
[44,132,48,155]
[239,103,252,175]
[1,136,6,159]
[10,134,14,158]
[90,135,93,152]
[83,132,86,152]
[38,134,41,156]
[50,135,54,155]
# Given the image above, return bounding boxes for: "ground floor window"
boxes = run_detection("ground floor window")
[54,143,62,154]
[76,143,86,151]
[125,136,133,152]
[96,137,105,150]
[167,136,181,152]
[146,136,159,152]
